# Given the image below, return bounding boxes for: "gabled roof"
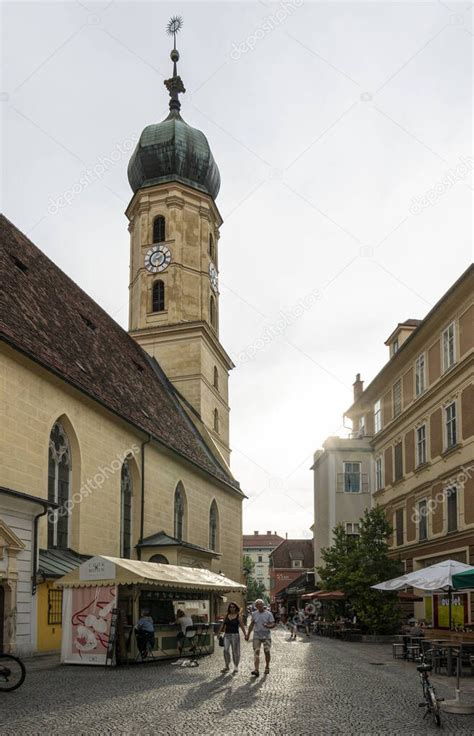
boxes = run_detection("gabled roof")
[138,530,220,557]
[0,216,240,493]
[243,533,285,548]
[270,539,314,569]
[38,548,91,578]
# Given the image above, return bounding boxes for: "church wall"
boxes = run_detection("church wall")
[0,345,242,588]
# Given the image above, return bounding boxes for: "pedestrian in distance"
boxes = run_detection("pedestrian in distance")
[245,598,275,677]
[216,602,247,674]
[288,606,299,640]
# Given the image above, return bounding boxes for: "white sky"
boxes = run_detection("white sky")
[2,1,473,539]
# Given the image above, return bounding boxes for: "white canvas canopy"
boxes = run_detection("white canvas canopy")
[371,559,474,592]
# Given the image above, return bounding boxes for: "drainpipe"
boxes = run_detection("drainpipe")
[137,435,152,561]
[32,506,48,595]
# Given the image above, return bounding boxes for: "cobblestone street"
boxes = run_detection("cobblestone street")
[3,628,474,735]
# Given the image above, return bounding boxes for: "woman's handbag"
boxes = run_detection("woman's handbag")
[218,634,224,647]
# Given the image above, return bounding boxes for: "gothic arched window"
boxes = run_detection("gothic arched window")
[209,233,215,260]
[174,483,186,541]
[213,366,219,390]
[152,280,165,312]
[153,216,165,243]
[48,422,71,549]
[210,295,216,329]
[121,460,133,558]
[209,500,218,551]
[213,408,219,433]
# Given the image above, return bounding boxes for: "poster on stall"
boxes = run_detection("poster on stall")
[61,585,117,665]
[433,592,468,628]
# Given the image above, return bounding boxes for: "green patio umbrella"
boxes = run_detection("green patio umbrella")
[452,568,474,589]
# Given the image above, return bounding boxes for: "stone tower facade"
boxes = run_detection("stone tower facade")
[126,30,232,465]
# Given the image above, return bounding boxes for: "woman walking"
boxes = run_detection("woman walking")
[217,602,247,674]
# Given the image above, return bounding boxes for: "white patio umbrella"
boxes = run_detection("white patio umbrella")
[372,559,474,628]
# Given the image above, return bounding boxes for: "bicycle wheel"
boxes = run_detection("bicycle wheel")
[0,654,26,692]
[428,685,441,728]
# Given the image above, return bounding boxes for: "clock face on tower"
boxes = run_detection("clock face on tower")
[144,245,171,273]
[209,262,218,293]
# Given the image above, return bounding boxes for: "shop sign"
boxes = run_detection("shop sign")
[80,556,116,581]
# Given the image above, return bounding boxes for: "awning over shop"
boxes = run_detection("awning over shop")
[301,590,346,601]
[55,555,246,592]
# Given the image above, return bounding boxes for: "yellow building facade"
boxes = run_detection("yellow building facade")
[0,31,244,653]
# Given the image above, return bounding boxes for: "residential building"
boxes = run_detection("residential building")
[269,539,314,603]
[243,531,284,593]
[313,434,373,576]
[0,33,244,654]
[345,265,473,626]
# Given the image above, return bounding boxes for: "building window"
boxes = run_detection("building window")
[391,338,399,356]
[292,559,303,568]
[213,408,219,433]
[393,380,402,418]
[447,487,458,533]
[209,233,215,260]
[210,295,217,329]
[442,322,456,372]
[394,443,403,482]
[213,366,219,390]
[395,509,404,547]
[150,554,169,564]
[48,422,71,550]
[120,460,133,559]
[153,216,165,243]
[415,353,426,396]
[258,555,263,563]
[152,280,165,312]
[48,589,63,625]
[209,500,218,551]
[418,499,428,541]
[374,399,382,433]
[375,457,383,491]
[174,483,186,541]
[345,522,360,537]
[358,416,366,437]
[343,462,361,492]
[416,425,427,466]
[445,402,457,449]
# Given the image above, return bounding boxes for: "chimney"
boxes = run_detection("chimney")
[266,530,271,535]
[286,532,288,540]
[353,373,363,401]
[254,530,259,535]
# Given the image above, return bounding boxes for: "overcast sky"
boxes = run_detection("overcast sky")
[3,1,473,539]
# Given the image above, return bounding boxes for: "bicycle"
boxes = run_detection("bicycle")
[417,651,442,727]
[0,652,26,692]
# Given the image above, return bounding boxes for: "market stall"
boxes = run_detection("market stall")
[55,555,245,665]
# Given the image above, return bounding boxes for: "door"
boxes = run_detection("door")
[0,586,4,651]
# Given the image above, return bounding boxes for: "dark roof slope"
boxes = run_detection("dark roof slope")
[270,539,314,569]
[0,215,239,491]
[138,530,220,556]
[38,548,90,578]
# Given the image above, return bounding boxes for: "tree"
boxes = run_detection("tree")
[242,555,268,603]
[317,506,403,634]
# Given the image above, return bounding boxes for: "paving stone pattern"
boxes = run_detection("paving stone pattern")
[2,627,474,735]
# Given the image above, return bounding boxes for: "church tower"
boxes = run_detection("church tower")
[126,18,233,465]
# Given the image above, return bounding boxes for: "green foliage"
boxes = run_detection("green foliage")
[317,506,403,634]
[242,555,268,604]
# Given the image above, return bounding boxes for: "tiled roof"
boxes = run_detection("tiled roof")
[38,548,91,578]
[270,539,314,569]
[138,530,219,556]
[243,533,285,548]
[0,216,240,492]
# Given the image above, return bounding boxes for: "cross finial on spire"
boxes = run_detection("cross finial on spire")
[164,16,185,113]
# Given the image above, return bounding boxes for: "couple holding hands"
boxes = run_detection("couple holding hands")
[217,599,275,677]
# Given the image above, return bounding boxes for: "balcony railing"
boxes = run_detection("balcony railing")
[337,473,369,493]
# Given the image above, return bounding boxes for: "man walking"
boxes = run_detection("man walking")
[245,599,275,677]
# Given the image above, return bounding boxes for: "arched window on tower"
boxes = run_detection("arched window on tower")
[48,422,71,549]
[213,366,219,390]
[209,500,219,551]
[152,280,165,312]
[174,482,186,541]
[120,459,133,559]
[213,408,219,434]
[210,295,217,329]
[209,233,215,261]
[153,216,165,243]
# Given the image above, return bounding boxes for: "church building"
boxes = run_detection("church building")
[0,27,244,655]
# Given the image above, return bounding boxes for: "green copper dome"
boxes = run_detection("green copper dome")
[127,109,221,199]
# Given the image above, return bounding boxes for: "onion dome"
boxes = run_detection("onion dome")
[127,19,220,200]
